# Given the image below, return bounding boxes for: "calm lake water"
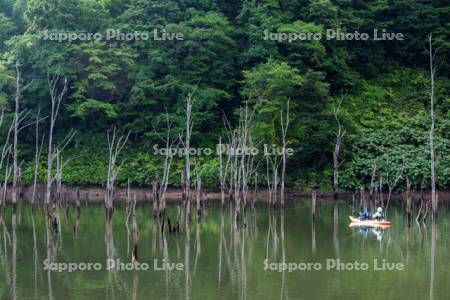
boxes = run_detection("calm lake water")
[0,199,449,300]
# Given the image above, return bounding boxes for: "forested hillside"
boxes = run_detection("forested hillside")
[0,0,449,191]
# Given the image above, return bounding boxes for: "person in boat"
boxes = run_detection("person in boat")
[372,207,384,220]
[359,208,372,220]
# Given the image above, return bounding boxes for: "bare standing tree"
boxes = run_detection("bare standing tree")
[235,106,255,222]
[0,112,14,208]
[182,91,195,206]
[46,73,74,208]
[221,105,255,224]
[152,181,160,219]
[265,154,281,207]
[105,127,130,218]
[427,34,438,219]
[405,177,413,226]
[378,176,384,207]
[222,115,239,204]
[218,137,229,206]
[196,170,202,218]
[242,151,258,208]
[311,190,317,222]
[280,100,290,206]
[265,156,274,205]
[32,107,45,205]
[271,156,281,206]
[385,161,404,216]
[252,172,258,208]
[369,159,377,206]
[1,155,12,209]
[12,63,32,211]
[332,96,346,199]
[154,112,179,221]
[53,151,78,206]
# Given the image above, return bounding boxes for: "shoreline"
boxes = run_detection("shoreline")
[2,183,447,204]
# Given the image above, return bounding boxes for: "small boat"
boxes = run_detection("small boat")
[348,216,392,228]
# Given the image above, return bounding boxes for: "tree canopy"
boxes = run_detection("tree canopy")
[0,0,449,190]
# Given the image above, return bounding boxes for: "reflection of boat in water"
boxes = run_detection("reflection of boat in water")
[354,226,385,241]
[348,216,391,228]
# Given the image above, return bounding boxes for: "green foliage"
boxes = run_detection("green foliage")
[0,0,449,190]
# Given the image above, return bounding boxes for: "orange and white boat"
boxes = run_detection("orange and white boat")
[348,216,392,228]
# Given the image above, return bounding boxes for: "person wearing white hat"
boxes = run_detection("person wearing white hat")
[372,207,384,220]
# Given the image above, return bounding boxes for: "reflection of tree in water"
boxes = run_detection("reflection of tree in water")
[131,215,140,300]
[31,213,39,299]
[184,207,191,300]
[0,200,444,300]
[105,218,124,299]
[11,212,17,300]
[161,217,170,299]
[0,211,12,298]
[280,210,287,300]
[45,212,57,300]
[311,193,317,255]
[429,220,437,300]
[218,207,225,286]
[132,267,139,300]
[332,203,342,299]
[152,219,157,255]
[264,208,289,300]
[218,204,277,300]
[193,216,201,275]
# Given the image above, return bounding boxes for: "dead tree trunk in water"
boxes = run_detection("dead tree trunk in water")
[181,170,186,203]
[369,160,377,206]
[242,148,256,210]
[406,178,412,226]
[266,155,281,208]
[222,104,257,226]
[218,137,226,206]
[265,156,274,205]
[428,35,438,219]
[360,187,367,211]
[12,64,32,212]
[0,116,13,210]
[311,190,317,222]
[105,127,130,219]
[152,181,159,219]
[252,173,258,208]
[416,189,425,223]
[232,128,242,225]
[32,107,44,206]
[155,112,178,221]
[273,160,280,206]
[12,65,20,212]
[228,108,247,226]
[46,73,73,209]
[196,172,202,218]
[218,134,232,207]
[385,163,404,217]
[55,154,63,205]
[1,163,11,210]
[332,96,346,201]
[75,187,81,219]
[183,91,195,207]
[379,177,384,207]
[280,100,290,206]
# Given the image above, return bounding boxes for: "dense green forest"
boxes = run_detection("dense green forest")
[0,0,449,191]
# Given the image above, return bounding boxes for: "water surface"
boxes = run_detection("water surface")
[0,200,448,300]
